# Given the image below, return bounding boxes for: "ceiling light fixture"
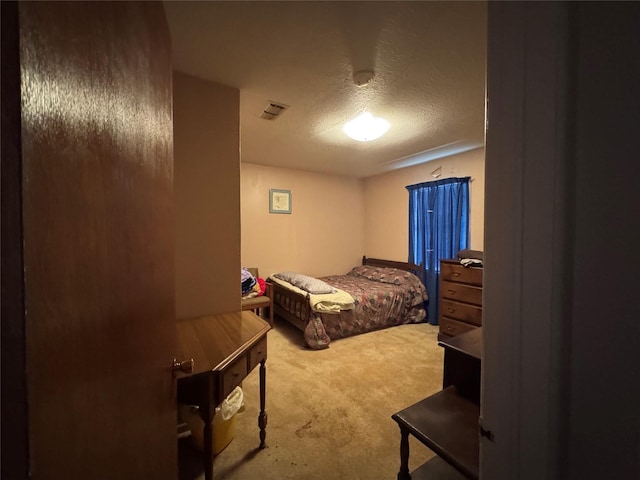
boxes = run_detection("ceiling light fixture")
[343,112,391,142]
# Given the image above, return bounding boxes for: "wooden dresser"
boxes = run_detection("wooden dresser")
[439,259,483,339]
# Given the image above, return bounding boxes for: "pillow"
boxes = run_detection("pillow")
[347,265,407,285]
[272,271,336,294]
[347,265,428,305]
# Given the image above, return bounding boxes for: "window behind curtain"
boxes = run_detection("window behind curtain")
[406,177,470,324]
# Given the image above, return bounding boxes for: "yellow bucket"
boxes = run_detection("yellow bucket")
[180,404,237,456]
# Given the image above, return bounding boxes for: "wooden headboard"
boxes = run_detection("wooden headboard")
[361,256,424,276]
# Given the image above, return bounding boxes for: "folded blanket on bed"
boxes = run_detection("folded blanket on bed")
[270,276,354,313]
[308,289,355,314]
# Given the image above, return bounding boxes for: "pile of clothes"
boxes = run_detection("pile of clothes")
[457,249,484,267]
[241,267,266,299]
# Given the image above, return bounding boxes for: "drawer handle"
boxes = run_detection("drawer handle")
[172,358,194,375]
[447,326,454,331]
[452,271,460,277]
[447,289,456,295]
[448,308,455,313]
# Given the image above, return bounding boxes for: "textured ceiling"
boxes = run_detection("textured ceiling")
[164,1,487,178]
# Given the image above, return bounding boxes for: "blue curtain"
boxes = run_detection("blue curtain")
[406,177,470,324]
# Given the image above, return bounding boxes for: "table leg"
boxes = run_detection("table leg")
[398,425,411,480]
[199,403,214,480]
[258,359,268,448]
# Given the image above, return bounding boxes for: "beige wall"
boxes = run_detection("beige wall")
[240,163,364,278]
[363,147,485,261]
[241,149,484,277]
[174,72,240,319]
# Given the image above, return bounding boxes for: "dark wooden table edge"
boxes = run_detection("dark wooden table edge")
[437,326,482,360]
[391,386,480,479]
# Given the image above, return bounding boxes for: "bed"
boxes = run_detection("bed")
[270,256,428,349]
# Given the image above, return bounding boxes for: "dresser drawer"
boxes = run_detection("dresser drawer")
[441,280,482,306]
[440,299,482,326]
[220,358,247,400]
[440,262,483,286]
[247,337,267,372]
[439,316,478,337]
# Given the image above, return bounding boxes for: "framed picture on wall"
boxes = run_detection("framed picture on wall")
[269,189,292,214]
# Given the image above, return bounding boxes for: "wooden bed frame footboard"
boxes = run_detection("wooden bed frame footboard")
[271,283,311,331]
[271,256,425,331]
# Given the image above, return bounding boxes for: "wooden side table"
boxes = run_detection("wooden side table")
[392,387,479,479]
[175,311,271,480]
[391,328,482,479]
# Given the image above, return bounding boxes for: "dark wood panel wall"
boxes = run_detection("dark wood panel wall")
[1,2,29,478]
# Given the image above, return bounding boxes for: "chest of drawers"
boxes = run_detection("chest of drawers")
[439,259,483,339]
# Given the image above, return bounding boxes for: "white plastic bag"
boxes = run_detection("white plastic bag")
[220,386,244,421]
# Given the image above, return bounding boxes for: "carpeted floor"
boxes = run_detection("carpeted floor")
[178,318,444,480]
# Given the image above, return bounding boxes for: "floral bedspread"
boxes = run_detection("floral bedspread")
[301,266,428,349]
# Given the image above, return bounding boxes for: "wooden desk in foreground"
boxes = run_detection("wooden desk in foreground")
[392,327,482,479]
[176,311,271,480]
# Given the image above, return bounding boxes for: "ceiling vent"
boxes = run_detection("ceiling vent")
[260,101,289,120]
